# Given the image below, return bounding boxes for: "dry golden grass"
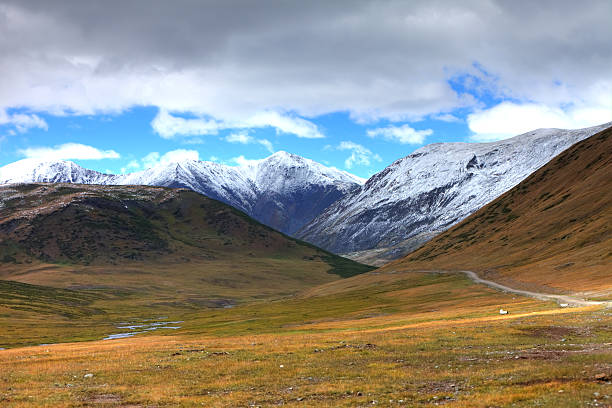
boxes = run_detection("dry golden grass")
[1,271,610,407]
[1,308,610,407]
[392,126,612,295]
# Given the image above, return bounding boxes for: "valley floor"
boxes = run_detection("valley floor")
[1,271,611,407]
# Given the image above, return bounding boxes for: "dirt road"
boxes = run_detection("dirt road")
[459,270,611,307]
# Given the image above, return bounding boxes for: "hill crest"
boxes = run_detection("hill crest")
[384,125,612,295]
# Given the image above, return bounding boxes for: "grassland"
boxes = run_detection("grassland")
[0,270,610,407]
[0,182,372,351]
[0,183,374,348]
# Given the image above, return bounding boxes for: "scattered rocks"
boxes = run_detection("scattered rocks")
[331,343,377,351]
[595,373,610,382]
[88,394,121,404]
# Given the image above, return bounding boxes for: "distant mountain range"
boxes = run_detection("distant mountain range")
[0,151,364,235]
[1,122,610,263]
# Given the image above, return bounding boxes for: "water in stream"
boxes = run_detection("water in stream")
[103,318,183,340]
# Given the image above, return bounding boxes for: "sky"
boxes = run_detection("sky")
[0,0,610,179]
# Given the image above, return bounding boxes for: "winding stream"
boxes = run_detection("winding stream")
[103,318,183,340]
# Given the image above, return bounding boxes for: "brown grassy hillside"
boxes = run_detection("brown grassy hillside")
[383,126,612,296]
[0,183,373,312]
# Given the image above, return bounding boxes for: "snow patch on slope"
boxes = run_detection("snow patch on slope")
[297,123,612,257]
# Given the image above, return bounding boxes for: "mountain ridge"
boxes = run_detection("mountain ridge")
[0,151,364,235]
[297,122,612,263]
[2,123,610,259]
[382,125,612,294]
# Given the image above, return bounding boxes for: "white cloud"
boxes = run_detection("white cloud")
[367,124,432,144]
[225,131,252,144]
[120,149,201,172]
[433,113,461,123]
[120,159,141,174]
[152,109,322,140]
[337,141,382,169]
[229,155,261,167]
[19,143,120,160]
[225,131,275,153]
[126,159,140,169]
[141,149,200,169]
[151,109,220,139]
[181,137,205,145]
[242,111,324,139]
[258,139,274,154]
[0,109,48,133]
[468,100,612,141]
[0,2,610,134]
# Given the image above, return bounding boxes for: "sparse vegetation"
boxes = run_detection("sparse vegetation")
[0,127,610,406]
[0,270,610,407]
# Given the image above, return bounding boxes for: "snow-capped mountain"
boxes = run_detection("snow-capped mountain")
[115,152,364,233]
[241,152,366,234]
[116,160,258,215]
[0,158,112,185]
[297,122,612,261]
[3,123,609,259]
[0,151,364,235]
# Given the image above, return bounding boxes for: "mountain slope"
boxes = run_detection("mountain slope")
[244,152,363,234]
[116,160,258,216]
[0,151,363,236]
[0,183,373,309]
[383,126,612,295]
[297,123,611,263]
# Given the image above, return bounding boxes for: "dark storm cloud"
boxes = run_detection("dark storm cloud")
[0,0,610,128]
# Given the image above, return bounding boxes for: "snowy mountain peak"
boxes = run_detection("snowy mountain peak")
[0,158,110,185]
[298,122,612,260]
[267,150,299,160]
[250,151,364,188]
[0,151,363,235]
